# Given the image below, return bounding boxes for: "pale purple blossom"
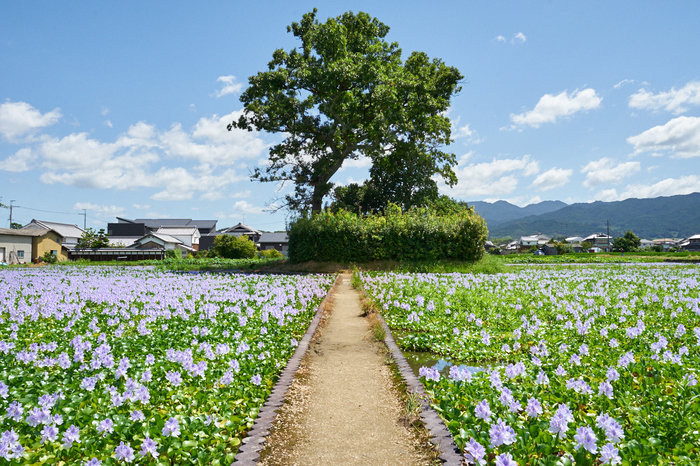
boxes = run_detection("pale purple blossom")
[574,426,598,453]
[62,425,80,448]
[162,417,180,437]
[549,404,574,438]
[526,397,543,418]
[495,452,518,466]
[475,400,492,421]
[140,435,159,458]
[463,437,486,465]
[489,418,517,447]
[600,443,622,465]
[115,441,135,462]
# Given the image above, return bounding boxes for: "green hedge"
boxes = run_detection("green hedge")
[288,204,488,263]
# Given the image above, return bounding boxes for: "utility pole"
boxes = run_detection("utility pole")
[607,219,610,252]
[82,209,87,230]
[9,200,15,228]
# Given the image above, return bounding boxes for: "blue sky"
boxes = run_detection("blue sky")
[2,1,699,231]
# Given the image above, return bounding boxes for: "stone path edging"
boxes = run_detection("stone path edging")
[377,313,465,466]
[232,275,339,465]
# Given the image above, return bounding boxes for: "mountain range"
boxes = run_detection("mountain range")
[469,192,700,240]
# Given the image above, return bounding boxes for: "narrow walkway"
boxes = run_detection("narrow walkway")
[259,273,432,466]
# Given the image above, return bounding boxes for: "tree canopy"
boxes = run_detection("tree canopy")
[230,9,463,213]
[613,230,641,252]
[76,228,110,249]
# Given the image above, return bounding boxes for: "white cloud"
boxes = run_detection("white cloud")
[628,81,700,114]
[0,101,62,142]
[442,154,540,198]
[626,116,700,158]
[132,204,150,210]
[594,176,700,201]
[230,201,264,215]
[510,88,602,128]
[230,190,251,198]
[214,75,244,98]
[0,148,36,172]
[581,157,640,187]
[73,202,125,216]
[512,32,527,44]
[101,107,110,116]
[104,120,113,128]
[531,167,573,191]
[0,107,266,201]
[339,155,372,172]
[495,35,506,43]
[614,79,634,89]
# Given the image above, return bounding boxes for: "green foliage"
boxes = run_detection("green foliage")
[41,251,58,264]
[231,9,463,213]
[211,235,257,259]
[256,248,284,259]
[288,203,487,263]
[164,249,181,259]
[10,222,22,230]
[613,230,642,252]
[76,227,110,248]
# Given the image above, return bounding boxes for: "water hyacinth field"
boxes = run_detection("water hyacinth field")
[0,267,333,465]
[360,265,700,465]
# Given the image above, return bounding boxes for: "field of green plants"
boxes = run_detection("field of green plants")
[360,265,700,465]
[0,267,333,465]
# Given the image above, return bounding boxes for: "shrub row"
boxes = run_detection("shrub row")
[288,204,488,263]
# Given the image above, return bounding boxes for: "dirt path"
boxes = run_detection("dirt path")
[258,273,434,466]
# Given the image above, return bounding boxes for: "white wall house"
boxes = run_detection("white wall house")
[22,219,84,248]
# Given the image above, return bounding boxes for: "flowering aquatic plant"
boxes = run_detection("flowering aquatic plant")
[0,267,332,464]
[360,265,700,464]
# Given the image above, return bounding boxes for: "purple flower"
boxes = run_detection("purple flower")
[495,452,518,466]
[474,400,492,421]
[549,404,573,438]
[418,366,440,382]
[536,370,549,386]
[165,371,182,387]
[596,413,625,443]
[219,370,234,385]
[599,381,614,399]
[606,367,620,382]
[449,365,472,382]
[463,437,486,465]
[84,458,102,466]
[489,418,517,447]
[40,424,59,444]
[1,428,23,460]
[115,441,135,462]
[162,417,180,437]
[526,397,543,418]
[600,443,622,465]
[62,425,80,448]
[251,374,262,386]
[97,418,114,436]
[139,435,159,458]
[574,426,598,453]
[130,410,145,422]
[0,382,8,399]
[6,401,23,422]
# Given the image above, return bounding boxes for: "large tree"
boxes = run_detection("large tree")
[230,9,463,213]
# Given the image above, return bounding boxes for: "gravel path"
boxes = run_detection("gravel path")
[258,273,433,466]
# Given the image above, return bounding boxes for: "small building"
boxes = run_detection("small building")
[678,234,700,252]
[131,232,195,257]
[22,219,84,249]
[582,233,613,252]
[639,239,655,250]
[259,232,289,253]
[155,227,201,251]
[221,223,263,242]
[542,244,558,256]
[0,227,69,262]
[0,228,38,263]
[565,236,583,244]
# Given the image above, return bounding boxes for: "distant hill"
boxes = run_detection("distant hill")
[468,200,567,228]
[487,192,700,239]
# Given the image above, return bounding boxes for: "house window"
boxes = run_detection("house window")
[50,250,58,256]
[17,251,24,259]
